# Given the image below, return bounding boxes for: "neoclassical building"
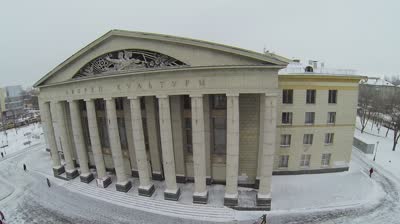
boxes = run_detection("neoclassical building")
[34,30,362,209]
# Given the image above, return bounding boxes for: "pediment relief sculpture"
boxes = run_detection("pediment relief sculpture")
[73,49,188,79]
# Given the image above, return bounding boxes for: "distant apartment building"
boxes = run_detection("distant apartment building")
[359,77,399,98]
[0,85,25,122]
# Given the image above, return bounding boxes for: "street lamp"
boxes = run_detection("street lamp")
[373,141,380,161]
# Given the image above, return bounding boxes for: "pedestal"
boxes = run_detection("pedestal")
[80,173,94,183]
[193,191,208,204]
[116,181,132,193]
[256,194,272,211]
[138,184,155,197]
[53,165,65,176]
[66,169,79,180]
[224,193,238,206]
[96,176,112,188]
[164,188,181,201]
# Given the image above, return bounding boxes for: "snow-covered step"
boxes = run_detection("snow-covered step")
[63,181,235,221]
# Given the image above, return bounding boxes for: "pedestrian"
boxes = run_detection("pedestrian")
[369,167,374,178]
[0,210,5,223]
[1,152,3,158]
[23,163,27,171]
[47,178,51,188]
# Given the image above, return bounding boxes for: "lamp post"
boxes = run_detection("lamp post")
[373,141,380,161]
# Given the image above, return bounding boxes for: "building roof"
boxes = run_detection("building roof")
[34,30,291,87]
[278,61,360,77]
[362,78,395,86]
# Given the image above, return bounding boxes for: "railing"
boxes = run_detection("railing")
[279,67,358,76]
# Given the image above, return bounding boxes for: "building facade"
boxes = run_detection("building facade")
[0,85,25,123]
[34,30,361,209]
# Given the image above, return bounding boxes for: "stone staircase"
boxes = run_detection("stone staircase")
[63,181,236,222]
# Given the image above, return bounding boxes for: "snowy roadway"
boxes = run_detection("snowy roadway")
[0,144,398,223]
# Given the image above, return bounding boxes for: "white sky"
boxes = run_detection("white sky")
[0,0,399,87]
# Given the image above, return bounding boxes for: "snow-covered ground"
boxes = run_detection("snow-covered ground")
[1,119,400,223]
[0,123,43,156]
[355,117,400,176]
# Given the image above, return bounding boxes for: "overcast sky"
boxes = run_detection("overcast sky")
[0,0,399,87]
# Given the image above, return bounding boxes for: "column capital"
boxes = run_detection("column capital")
[83,98,94,102]
[226,93,239,97]
[127,96,140,100]
[265,92,278,97]
[156,95,169,99]
[104,97,114,101]
[189,94,203,98]
[67,99,79,103]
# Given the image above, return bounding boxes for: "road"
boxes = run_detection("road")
[0,145,399,223]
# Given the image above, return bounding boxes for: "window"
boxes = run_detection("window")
[213,117,226,154]
[282,89,293,104]
[305,112,315,124]
[303,134,313,145]
[185,118,192,153]
[282,112,293,124]
[321,153,331,166]
[300,154,311,167]
[278,155,289,168]
[183,95,191,110]
[306,89,316,104]
[327,112,336,124]
[325,133,334,144]
[212,95,226,109]
[280,134,291,147]
[328,90,337,104]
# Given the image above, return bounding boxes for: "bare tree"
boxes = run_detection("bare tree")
[358,85,374,133]
[385,91,400,151]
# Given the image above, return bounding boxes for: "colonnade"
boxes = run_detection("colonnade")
[39,93,277,206]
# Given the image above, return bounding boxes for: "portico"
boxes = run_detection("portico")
[35,30,289,209]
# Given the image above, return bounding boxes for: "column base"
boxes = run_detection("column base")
[176,175,186,183]
[256,194,271,210]
[116,180,132,193]
[131,170,139,178]
[96,176,112,188]
[164,188,181,201]
[193,191,208,204]
[80,173,94,183]
[52,166,65,176]
[152,172,164,181]
[66,169,79,180]
[224,193,238,206]
[138,184,155,197]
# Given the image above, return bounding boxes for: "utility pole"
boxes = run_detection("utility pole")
[373,141,380,161]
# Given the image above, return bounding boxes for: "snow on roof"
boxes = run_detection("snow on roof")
[363,78,394,86]
[279,61,359,77]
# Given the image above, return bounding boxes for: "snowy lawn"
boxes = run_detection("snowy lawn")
[0,123,43,157]
[355,117,400,178]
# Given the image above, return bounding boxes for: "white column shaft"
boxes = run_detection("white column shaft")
[258,94,277,196]
[123,98,137,172]
[105,98,128,184]
[145,96,163,176]
[225,94,240,196]
[69,100,90,174]
[130,97,152,187]
[53,101,75,171]
[86,99,107,178]
[191,95,207,194]
[157,96,178,191]
[40,101,61,167]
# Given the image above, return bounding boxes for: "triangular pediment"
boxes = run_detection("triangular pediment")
[34,30,290,87]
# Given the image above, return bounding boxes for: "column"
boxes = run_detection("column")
[203,95,212,184]
[123,98,138,177]
[170,95,186,183]
[190,94,208,204]
[85,99,111,188]
[105,98,132,192]
[157,95,180,201]
[129,96,155,196]
[145,96,164,180]
[256,93,277,210]
[40,101,64,176]
[53,101,79,179]
[256,93,266,189]
[224,93,240,206]
[69,100,94,183]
